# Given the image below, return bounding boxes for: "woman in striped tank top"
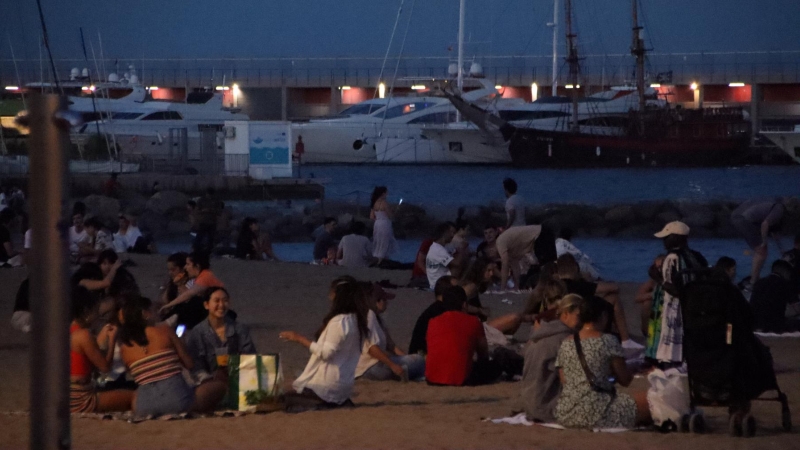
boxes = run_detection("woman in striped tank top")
[119,296,227,418]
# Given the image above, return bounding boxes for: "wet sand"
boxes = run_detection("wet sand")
[0,255,797,449]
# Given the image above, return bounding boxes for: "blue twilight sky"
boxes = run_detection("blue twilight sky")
[2,0,799,61]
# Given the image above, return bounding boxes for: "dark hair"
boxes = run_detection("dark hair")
[556,253,580,279]
[98,249,119,266]
[351,221,366,235]
[73,262,103,285]
[316,277,369,342]
[578,296,610,326]
[204,286,230,303]
[454,218,469,232]
[559,227,574,241]
[187,200,197,208]
[460,258,496,294]
[441,286,467,312]
[772,259,794,279]
[84,217,103,230]
[715,256,736,271]
[370,186,388,208]
[503,178,518,194]
[72,202,87,217]
[188,251,211,270]
[71,285,99,322]
[432,222,455,241]
[434,275,455,298]
[167,252,188,268]
[240,217,258,238]
[323,217,336,227]
[118,295,153,347]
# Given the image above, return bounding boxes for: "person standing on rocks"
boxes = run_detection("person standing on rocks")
[503,178,526,228]
[370,186,397,266]
[194,188,223,254]
[731,198,791,286]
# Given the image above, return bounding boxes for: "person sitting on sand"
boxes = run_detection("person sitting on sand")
[119,295,227,418]
[425,286,500,386]
[634,254,665,337]
[426,222,458,289]
[235,217,279,261]
[476,225,501,266]
[160,252,190,309]
[557,253,636,347]
[279,276,369,409]
[112,214,147,254]
[555,228,600,281]
[185,287,256,381]
[0,209,21,267]
[69,286,133,413]
[12,279,30,333]
[313,218,337,262]
[337,222,374,268]
[521,294,584,423]
[356,282,425,381]
[159,252,224,319]
[408,276,458,355]
[555,296,651,429]
[458,258,529,337]
[69,211,90,264]
[750,260,800,333]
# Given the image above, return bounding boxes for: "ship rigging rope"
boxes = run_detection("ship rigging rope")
[373,0,406,101]
[380,0,417,131]
[35,0,62,94]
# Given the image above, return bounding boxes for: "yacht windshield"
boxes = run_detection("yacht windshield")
[339,103,386,116]
[376,102,436,120]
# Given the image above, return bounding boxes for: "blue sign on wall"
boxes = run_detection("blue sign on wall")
[249,129,290,165]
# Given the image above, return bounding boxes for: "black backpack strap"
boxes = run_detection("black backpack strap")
[572,333,616,396]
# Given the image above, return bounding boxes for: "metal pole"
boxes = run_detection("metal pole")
[456,0,465,122]
[26,93,71,450]
[551,0,559,96]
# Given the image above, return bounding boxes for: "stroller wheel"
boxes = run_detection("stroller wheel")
[742,414,756,438]
[689,413,705,434]
[780,393,792,432]
[678,414,690,433]
[729,413,743,437]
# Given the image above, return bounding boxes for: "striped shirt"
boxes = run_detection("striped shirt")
[129,350,183,385]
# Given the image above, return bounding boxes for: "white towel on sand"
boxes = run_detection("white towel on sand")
[484,413,632,433]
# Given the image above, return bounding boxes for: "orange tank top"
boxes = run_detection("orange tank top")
[70,323,93,377]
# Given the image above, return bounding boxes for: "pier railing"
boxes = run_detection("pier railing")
[3,51,799,89]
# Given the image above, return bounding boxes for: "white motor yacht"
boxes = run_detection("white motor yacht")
[761,125,800,164]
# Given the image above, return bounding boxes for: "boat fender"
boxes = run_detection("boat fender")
[641,153,646,160]
[548,143,552,157]
[353,140,363,150]
[596,146,601,157]
[626,157,630,165]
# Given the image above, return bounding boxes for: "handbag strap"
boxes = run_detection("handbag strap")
[572,333,615,395]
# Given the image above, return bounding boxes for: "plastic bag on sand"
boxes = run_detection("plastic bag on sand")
[647,367,691,427]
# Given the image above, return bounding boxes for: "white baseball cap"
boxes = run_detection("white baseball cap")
[654,221,690,238]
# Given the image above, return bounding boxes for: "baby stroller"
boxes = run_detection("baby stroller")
[679,270,792,437]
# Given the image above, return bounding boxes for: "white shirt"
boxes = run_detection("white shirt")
[505,194,526,227]
[24,229,32,250]
[338,234,373,268]
[69,226,89,255]
[0,193,7,212]
[555,238,600,280]
[113,226,143,253]
[292,314,362,404]
[355,310,387,377]
[426,242,454,289]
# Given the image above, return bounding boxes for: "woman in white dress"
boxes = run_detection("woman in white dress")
[370,187,397,265]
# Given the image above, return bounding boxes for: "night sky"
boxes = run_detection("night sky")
[2,0,799,61]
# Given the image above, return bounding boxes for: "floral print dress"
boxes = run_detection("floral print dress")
[554,334,636,429]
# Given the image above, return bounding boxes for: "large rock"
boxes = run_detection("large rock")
[137,209,169,236]
[604,205,636,226]
[119,191,148,217]
[634,201,665,221]
[83,195,120,226]
[167,220,192,235]
[337,213,354,226]
[146,190,189,216]
[682,210,716,229]
[656,210,681,224]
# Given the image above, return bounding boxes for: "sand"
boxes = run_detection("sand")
[0,254,798,449]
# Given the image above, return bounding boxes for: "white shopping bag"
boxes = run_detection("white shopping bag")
[646,368,691,426]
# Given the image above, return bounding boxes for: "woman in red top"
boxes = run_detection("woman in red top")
[69,286,133,413]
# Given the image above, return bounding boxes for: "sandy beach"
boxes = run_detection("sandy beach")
[0,254,797,449]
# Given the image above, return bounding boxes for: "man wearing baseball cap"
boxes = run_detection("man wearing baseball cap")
[646,221,708,366]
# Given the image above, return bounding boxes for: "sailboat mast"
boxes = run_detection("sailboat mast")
[457,0,465,121]
[551,0,558,96]
[565,0,579,131]
[631,0,646,112]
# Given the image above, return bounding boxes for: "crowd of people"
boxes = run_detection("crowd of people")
[4,179,800,433]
